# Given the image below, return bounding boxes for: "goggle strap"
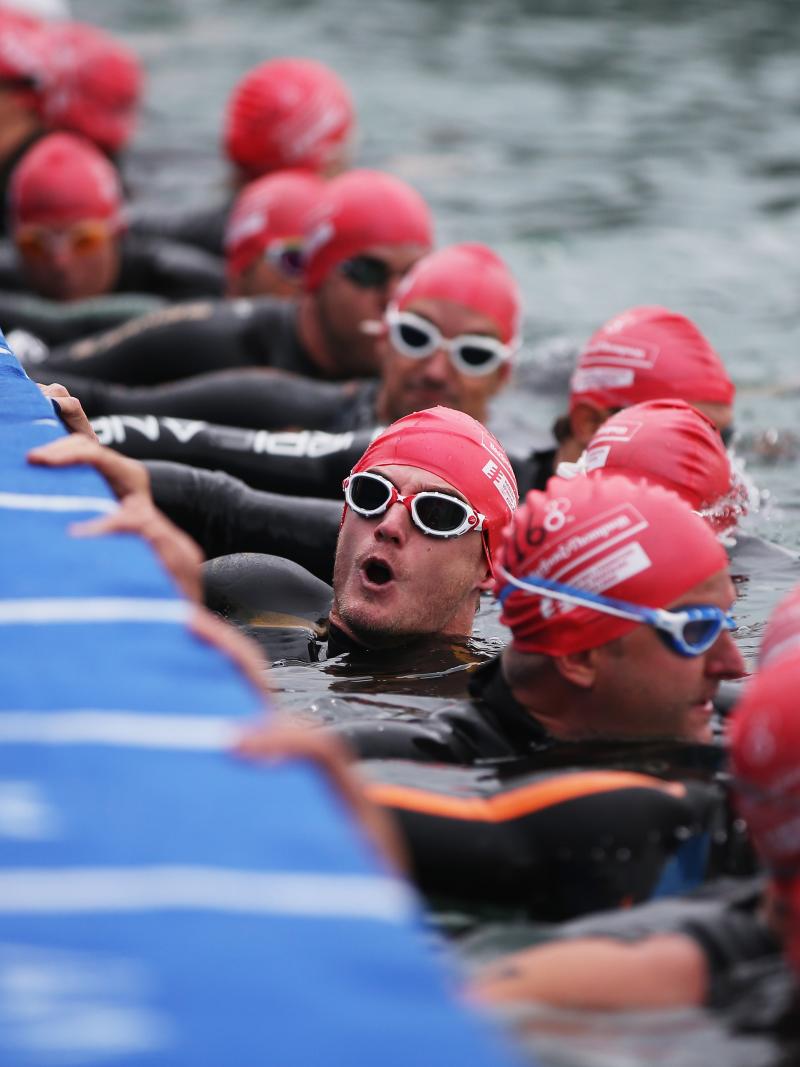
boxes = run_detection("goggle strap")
[497,566,652,625]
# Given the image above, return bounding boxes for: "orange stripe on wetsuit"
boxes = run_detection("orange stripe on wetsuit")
[366,770,687,823]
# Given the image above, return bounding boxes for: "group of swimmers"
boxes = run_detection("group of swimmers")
[3,3,800,1051]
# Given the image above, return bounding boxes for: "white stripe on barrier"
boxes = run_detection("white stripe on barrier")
[0,492,116,514]
[0,712,243,750]
[0,867,414,923]
[0,598,190,625]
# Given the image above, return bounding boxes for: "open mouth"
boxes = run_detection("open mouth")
[363,559,394,586]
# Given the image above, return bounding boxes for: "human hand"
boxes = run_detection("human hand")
[37,382,98,442]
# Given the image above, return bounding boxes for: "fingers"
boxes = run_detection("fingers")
[37,383,99,442]
[189,606,272,698]
[71,495,204,603]
[27,435,151,500]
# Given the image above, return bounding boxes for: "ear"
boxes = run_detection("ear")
[569,403,609,448]
[552,648,598,689]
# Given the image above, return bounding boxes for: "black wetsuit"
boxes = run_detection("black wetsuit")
[0,233,224,303]
[130,195,232,258]
[37,297,323,384]
[148,462,341,582]
[95,413,553,501]
[0,290,165,346]
[543,876,788,1015]
[35,366,379,432]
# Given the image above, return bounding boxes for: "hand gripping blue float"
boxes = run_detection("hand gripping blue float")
[0,332,522,1067]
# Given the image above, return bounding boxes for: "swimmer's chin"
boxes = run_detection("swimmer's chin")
[328,605,424,652]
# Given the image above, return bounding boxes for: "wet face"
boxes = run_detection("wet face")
[377,297,511,424]
[330,462,489,648]
[588,569,744,741]
[16,220,121,302]
[313,243,426,376]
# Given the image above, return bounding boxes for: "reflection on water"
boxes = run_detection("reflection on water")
[66,0,800,1061]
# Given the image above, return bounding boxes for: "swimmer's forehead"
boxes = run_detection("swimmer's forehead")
[667,568,736,612]
[366,462,466,501]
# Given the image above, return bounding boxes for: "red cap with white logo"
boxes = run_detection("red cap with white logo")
[392,243,522,347]
[10,131,123,229]
[351,406,517,571]
[575,399,743,534]
[303,169,433,291]
[569,306,735,414]
[496,474,728,655]
[224,58,354,180]
[224,169,324,279]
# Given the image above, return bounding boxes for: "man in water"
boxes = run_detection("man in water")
[1,132,223,302]
[32,404,518,656]
[339,472,744,760]
[515,304,736,493]
[32,168,434,382]
[471,598,800,1025]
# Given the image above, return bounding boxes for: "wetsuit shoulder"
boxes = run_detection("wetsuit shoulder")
[336,656,551,764]
[117,233,225,300]
[203,551,333,665]
[128,197,231,257]
[0,240,22,290]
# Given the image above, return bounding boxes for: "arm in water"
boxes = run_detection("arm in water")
[147,461,341,583]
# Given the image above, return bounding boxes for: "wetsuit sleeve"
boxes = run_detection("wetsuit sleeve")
[146,460,341,582]
[0,289,165,345]
[678,910,780,1007]
[93,417,375,497]
[119,237,225,301]
[30,366,354,431]
[41,301,267,384]
[130,200,229,258]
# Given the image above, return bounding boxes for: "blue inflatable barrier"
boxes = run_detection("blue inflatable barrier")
[0,334,521,1067]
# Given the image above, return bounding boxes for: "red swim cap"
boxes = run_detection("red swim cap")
[0,9,47,106]
[10,132,123,229]
[41,22,143,154]
[224,58,354,180]
[497,474,728,656]
[758,585,800,669]
[570,306,735,414]
[351,406,518,572]
[303,169,433,291]
[730,656,800,881]
[392,243,523,346]
[575,399,743,534]
[224,169,324,279]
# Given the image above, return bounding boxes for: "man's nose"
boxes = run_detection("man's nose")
[373,499,412,544]
[705,629,746,680]
[419,346,451,384]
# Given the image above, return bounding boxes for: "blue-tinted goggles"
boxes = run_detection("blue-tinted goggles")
[497,566,737,657]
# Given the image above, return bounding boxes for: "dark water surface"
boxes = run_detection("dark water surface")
[69,1,800,1062]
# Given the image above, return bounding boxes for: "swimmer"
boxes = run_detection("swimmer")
[40,21,143,157]
[516,305,737,493]
[224,170,324,299]
[33,405,517,655]
[0,8,48,235]
[338,473,744,762]
[31,240,517,441]
[34,169,433,383]
[2,132,224,302]
[132,58,354,256]
[557,398,748,535]
[470,617,800,1027]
